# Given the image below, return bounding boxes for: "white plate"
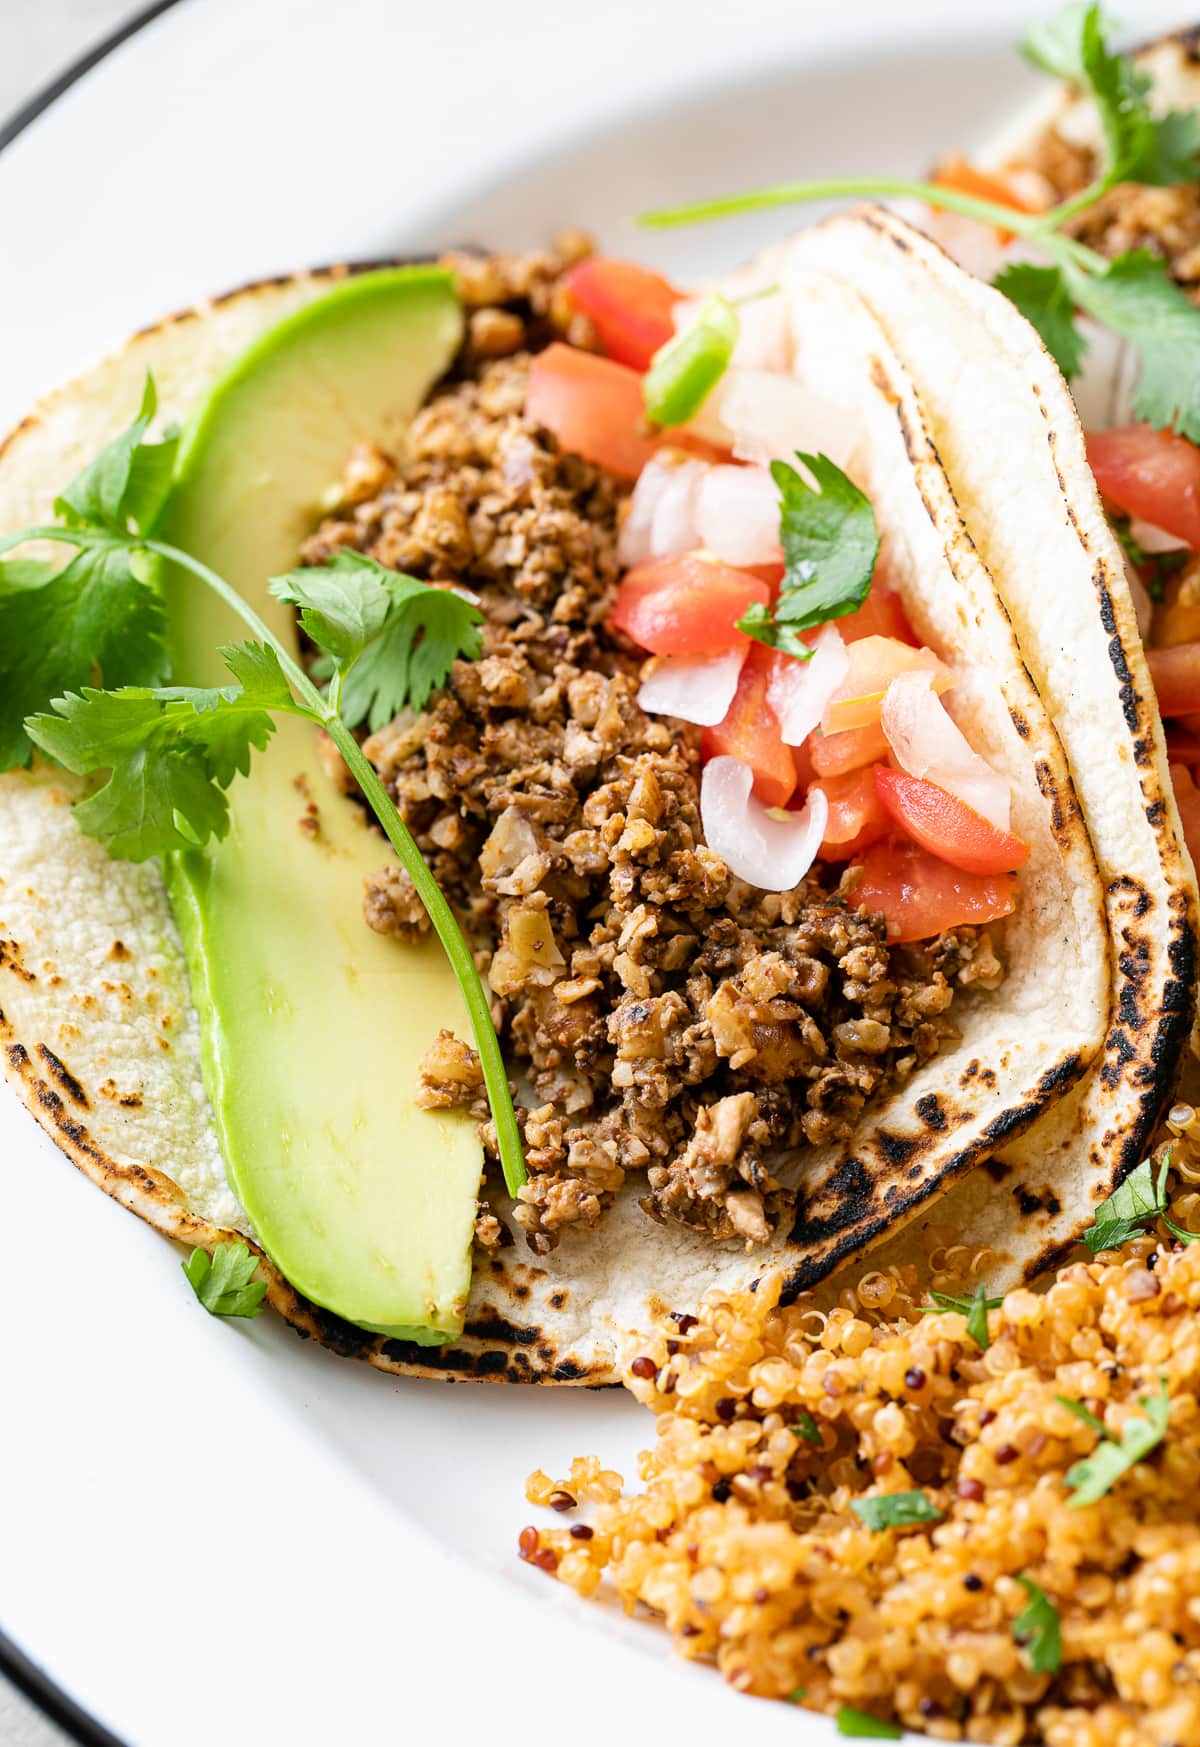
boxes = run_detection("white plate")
[0,3,1190,1743]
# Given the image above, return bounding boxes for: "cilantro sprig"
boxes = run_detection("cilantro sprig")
[1,382,523,1196]
[1012,1575,1063,1674]
[1057,1375,1171,1506]
[851,1489,942,1531]
[641,4,1200,443]
[183,1241,268,1318]
[1081,1154,1168,1253]
[927,1282,1003,1352]
[736,452,879,660]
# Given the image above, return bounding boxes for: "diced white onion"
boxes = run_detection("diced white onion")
[637,647,746,728]
[701,756,829,891]
[618,453,707,567]
[620,453,782,569]
[881,670,1011,831]
[766,624,849,746]
[695,464,781,566]
[1129,517,1189,555]
[713,367,847,468]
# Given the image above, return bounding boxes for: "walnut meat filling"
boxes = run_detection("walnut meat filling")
[305,247,1005,1255]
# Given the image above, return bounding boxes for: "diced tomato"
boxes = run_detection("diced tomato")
[1153,572,1200,649]
[525,343,658,479]
[1148,642,1200,719]
[1171,764,1200,869]
[809,719,891,778]
[611,553,769,656]
[823,635,953,735]
[1167,726,1200,764]
[810,765,890,862]
[931,155,1036,243]
[701,645,796,808]
[791,736,817,793]
[1087,424,1200,551]
[835,587,918,647]
[561,258,680,372]
[849,838,1019,942]
[874,767,1030,875]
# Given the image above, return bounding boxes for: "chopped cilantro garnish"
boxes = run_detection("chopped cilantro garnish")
[2,380,525,1198]
[182,1242,268,1318]
[1062,252,1200,444]
[643,294,738,428]
[790,1410,823,1445]
[1163,1212,1200,1245]
[836,1706,902,1739]
[786,1687,808,1705]
[991,263,1089,380]
[851,1489,942,1531]
[1012,1575,1063,1674]
[736,452,878,659]
[927,1282,1003,1352]
[1059,1375,1171,1507]
[1081,1155,1168,1253]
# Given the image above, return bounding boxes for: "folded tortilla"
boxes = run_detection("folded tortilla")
[0,231,1114,1380]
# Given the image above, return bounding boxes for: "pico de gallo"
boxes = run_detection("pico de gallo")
[524,257,1032,942]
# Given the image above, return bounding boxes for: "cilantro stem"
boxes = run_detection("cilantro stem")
[640,176,1050,236]
[143,538,527,1197]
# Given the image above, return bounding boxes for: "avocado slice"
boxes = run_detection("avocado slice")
[157,267,481,1344]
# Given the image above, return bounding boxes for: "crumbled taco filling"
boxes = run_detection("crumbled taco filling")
[520,1132,1200,1746]
[304,242,1004,1255]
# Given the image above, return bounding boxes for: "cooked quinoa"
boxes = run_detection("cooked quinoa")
[520,1140,1200,1746]
[304,240,1003,1256]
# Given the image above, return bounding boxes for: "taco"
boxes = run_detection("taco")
[0,228,1111,1382]
[820,20,1200,1281]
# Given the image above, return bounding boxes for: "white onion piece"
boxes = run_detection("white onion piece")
[701,757,829,891]
[1129,516,1189,555]
[881,671,1011,832]
[766,624,849,746]
[695,465,781,566]
[637,647,746,728]
[713,367,851,468]
[618,453,707,567]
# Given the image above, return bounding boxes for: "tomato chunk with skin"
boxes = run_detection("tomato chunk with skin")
[702,645,796,808]
[562,258,680,371]
[1148,642,1200,719]
[809,719,890,779]
[810,765,889,862]
[611,554,769,656]
[931,155,1036,243]
[1087,424,1200,550]
[835,587,918,647]
[850,838,1019,942]
[1171,764,1200,870]
[525,343,658,480]
[874,767,1029,875]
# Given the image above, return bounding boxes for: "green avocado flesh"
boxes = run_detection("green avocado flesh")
[157,268,481,1344]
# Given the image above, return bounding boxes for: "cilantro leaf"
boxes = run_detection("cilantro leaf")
[790,1410,823,1445]
[1061,1376,1170,1507]
[1081,1154,1168,1253]
[54,375,178,536]
[1163,1212,1200,1244]
[24,641,292,860]
[836,1707,901,1739]
[1021,2,1113,84]
[736,453,878,656]
[182,1242,267,1318]
[928,1282,1003,1352]
[1013,1576,1063,1674]
[0,536,168,769]
[271,551,484,730]
[1062,252,1200,443]
[851,1489,942,1531]
[992,263,1089,380]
